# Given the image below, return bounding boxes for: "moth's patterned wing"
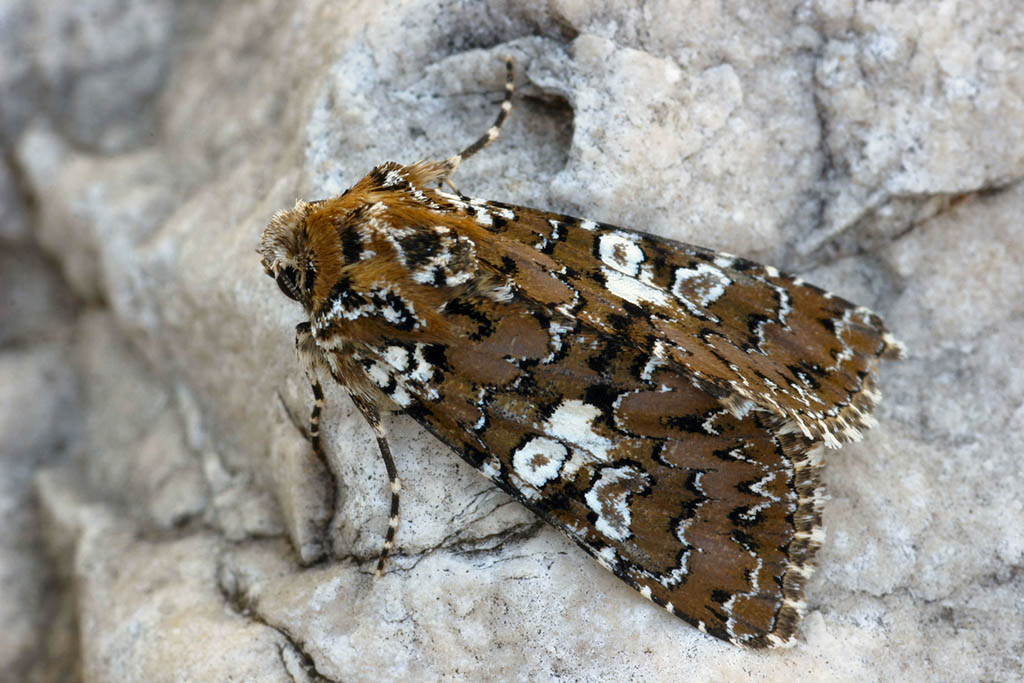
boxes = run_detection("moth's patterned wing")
[261,163,895,647]
[350,305,823,647]
[432,192,902,447]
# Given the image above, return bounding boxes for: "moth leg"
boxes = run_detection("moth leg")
[349,393,402,578]
[295,322,337,511]
[439,57,515,180]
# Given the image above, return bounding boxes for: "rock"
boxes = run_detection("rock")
[3,0,1021,680]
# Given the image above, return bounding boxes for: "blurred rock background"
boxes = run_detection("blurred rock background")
[1,1,1021,680]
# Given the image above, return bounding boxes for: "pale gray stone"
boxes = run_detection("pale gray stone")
[0,344,77,679]
[0,158,29,243]
[35,469,308,683]
[0,246,73,346]
[30,0,177,152]
[268,418,332,565]
[3,0,1021,680]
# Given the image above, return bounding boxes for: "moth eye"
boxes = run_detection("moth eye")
[275,265,302,302]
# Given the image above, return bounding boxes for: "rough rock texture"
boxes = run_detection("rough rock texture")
[2,1,1022,680]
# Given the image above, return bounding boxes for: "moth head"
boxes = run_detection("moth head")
[259,199,317,308]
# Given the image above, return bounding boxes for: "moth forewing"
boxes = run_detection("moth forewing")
[257,58,901,648]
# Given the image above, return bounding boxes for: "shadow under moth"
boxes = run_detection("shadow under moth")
[258,59,902,647]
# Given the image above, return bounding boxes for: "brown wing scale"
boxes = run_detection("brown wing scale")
[343,297,824,647]
[424,191,902,447]
[258,153,899,648]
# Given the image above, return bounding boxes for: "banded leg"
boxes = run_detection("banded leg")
[296,322,337,510]
[350,393,402,578]
[307,376,325,458]
[439,57,515,182]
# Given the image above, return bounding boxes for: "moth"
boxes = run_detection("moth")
[258,59,902,647]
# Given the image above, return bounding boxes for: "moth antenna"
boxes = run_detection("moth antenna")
[441,57,514,180]
[351,395,402,578]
